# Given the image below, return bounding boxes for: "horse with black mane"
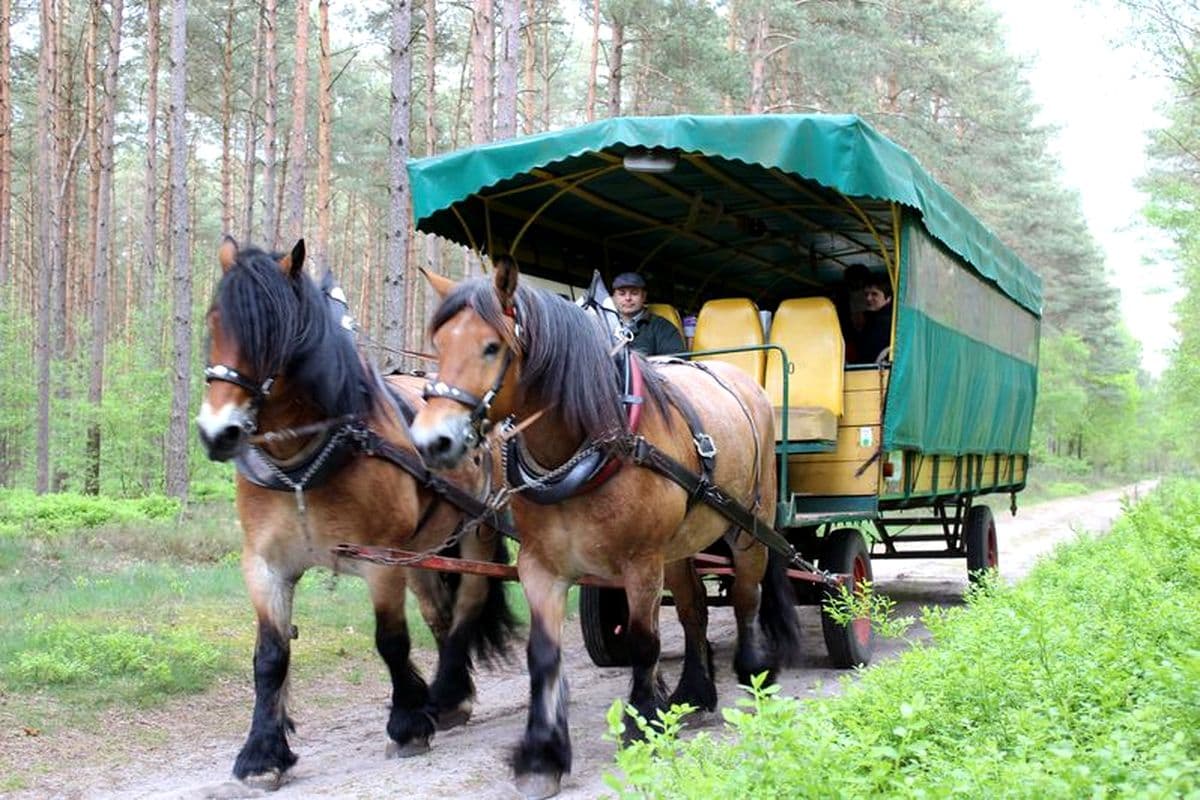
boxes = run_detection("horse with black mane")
[195,238,517,787]
[410,256,804,799]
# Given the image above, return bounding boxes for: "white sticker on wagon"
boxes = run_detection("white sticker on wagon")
[858,427,874,448]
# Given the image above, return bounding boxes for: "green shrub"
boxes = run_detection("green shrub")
[6,619,226,704]
[606,480,1200,799]
[0,489,180,535]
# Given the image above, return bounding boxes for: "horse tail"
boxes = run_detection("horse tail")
[462,530,520,665]
[759,548,806,667]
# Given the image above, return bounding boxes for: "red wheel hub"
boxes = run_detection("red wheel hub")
[851,553,870,645]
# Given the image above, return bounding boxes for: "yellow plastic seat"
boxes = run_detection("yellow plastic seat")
[646,303,684,338]
[691,298,765,384]
[764,298,844,443]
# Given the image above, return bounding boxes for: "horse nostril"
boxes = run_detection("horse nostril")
[432,435,454,456]
[209,425,244,459]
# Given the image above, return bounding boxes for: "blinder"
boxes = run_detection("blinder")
[204,363,276,409]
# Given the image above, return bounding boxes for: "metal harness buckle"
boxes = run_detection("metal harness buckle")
[693,433,717,459]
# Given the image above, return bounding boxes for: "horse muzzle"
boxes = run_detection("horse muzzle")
[411,413,474,470]
[196,404,255,462]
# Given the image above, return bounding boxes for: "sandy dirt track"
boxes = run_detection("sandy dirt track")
[6,482,1154,800]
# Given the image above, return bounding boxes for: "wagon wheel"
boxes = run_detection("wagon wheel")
[579,585,630,667]
[964,504,999,583]
[819,528,874,668]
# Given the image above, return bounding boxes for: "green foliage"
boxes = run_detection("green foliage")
[0,489,181,535]
[6,619,224,703]
[822,579,915,641]
[606,481,1200,798]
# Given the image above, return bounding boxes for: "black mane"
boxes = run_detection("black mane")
[431,278,672,441]
[214,246,374,418]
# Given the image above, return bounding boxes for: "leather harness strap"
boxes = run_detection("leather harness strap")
[357,428,518,541]
[621,434,820,575]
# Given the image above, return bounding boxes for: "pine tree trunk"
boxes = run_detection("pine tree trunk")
[283,0,308,250]
[141,0,159,318]
[35,0,59,493]
[0,0,12,290]
[585,0,599,122]
[242,8,262,243]
[383,0,411,370]
[470,0,493,145]
[315,0,331,272]
[521,0,535,134]
[748,10,767,114]
[86,0,122,495]
[262,0,279,250]
[496,0,519,139]
[86,0,100,321]
[165,0,190,500]
[608,17,623,117]
[417,0,438,353]
[220,0,234,236]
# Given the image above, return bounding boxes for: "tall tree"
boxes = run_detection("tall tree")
[242,8,262,243]
[165,0,190,499]
[384,0,412,369]
[0,0,11,290]
[85,0,123,495]
[141,0,159,314]
[470,0,494,144]
[585,0,599,121]
[262,0,279,249]
[315,0,331,272]
[496,0,519,139]
[284,0,309,248]
[220,0,235,236]
[35,0,59,493]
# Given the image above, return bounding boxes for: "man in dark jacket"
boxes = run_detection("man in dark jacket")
[611,272,685,356]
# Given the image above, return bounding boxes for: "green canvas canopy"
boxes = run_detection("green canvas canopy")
[407,114,1043,316]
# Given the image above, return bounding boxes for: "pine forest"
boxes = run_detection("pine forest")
[0,0,1192,500]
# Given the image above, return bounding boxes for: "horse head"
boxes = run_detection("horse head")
[197,236,368,462]
[410,256,525,469]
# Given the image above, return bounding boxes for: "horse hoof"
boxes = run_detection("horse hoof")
[239,768,288,791]
[515,771,561,800]
[385,735,431,759]
[437,702,472,731]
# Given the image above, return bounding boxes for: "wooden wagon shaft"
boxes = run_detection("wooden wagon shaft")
[331,544,842,587]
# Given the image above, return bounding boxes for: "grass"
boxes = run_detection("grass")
[0,498,468,722]
[606,479,1200,799]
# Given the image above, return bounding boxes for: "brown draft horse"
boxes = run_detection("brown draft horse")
[410,257,804,799]
[195,238,517,787]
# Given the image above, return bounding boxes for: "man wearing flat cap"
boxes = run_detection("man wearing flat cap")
[611,272,685,356]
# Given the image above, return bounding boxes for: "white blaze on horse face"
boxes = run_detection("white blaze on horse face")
[196,390,254,443]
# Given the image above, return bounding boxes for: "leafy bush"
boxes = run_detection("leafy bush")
[607,481,1200,798]
[0,489,180,535]
[5,618,226,704]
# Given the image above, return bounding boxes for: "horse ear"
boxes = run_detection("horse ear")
[493,254,519,314]
[218,236,238,273]
[420,266,456,300]
[279,239,305,278]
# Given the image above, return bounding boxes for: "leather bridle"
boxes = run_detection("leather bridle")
[422,304,522,442]
[203,363,275,430]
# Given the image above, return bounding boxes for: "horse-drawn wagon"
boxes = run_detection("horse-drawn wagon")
[197,114,1040,799]
[406,114,1043,671]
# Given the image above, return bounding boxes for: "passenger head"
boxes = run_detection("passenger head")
[611,272,648,319]
[863,276,892,312]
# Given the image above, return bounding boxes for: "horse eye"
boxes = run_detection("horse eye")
[483,341,502,358]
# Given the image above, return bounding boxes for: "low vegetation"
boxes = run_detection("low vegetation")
[606,480,1200,798]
